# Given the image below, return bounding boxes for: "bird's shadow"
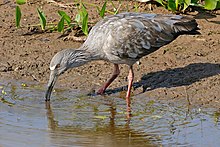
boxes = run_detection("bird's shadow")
[100,63,220,95]
[193,10,220,25]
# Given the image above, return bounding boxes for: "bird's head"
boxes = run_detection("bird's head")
[45,49,71,101]
[45,49,89,101]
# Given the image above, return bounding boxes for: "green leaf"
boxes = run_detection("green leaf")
[183,0,191,11]
[75,13,81,24]
[191,0,199,3]
[216,1,220,9]
[58,10,71,25]
[189,2,203,7]
[37,8,46,30]
[82,13,88,36]
[155,0,165,6]
[16,0,26,5]
[75,3,89,35]
[204,0,218,10]
[77,3,89,35]
[99,1,107,18]
[57,16,64,32]
[15,6,22,28]
[81,3,88,19]
[175,0,179,10]
[168,0,176,11]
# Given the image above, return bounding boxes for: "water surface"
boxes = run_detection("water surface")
[0,80,220,147]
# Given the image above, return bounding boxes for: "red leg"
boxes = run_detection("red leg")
[126,66,134,114]
[97,64,120,94]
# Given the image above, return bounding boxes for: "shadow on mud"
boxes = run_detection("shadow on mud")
[103,63,220,94]
[193,10,220,25]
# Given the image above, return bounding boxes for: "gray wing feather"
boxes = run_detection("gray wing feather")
[102,13,176,59]
[85,12,198,63]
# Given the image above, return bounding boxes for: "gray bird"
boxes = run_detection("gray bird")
[45,12,198,113]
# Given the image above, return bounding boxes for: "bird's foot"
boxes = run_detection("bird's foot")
[45,98,50,102]
[97,87,106,95]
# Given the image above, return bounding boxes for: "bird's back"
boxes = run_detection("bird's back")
[83,12,198,65]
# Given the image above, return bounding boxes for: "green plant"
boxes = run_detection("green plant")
[156,0,193,12]
[15,1,123,36]
[15,0,26,28]
[110,0,122,14]
[57,10,72,33]
[15,1,75,34]
[98,1,107,18]
[75,3,89,36]
[155,0,220,12]
[15,6,21,28]
[58,10,71,25]
[37,8,46,30]
[204,0,220,10]
[16,2,47,30]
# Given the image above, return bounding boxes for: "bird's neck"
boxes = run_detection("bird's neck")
[68,46,100,68]
[78,45,100,60]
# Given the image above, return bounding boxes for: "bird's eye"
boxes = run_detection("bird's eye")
[56,64,61,69]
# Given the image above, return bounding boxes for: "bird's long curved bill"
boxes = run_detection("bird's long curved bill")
[45,70,58,101]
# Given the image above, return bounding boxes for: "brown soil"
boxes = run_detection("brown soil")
[0,1,220,108]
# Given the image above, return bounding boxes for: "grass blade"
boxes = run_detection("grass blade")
[99,1,107,18]
[183,0,191,11]
[80,3,89,35]
[81,3,88,19]
[82,13,88,36]
[37,8,46,30]
[155,0,165,6]
[175,0,179,10]
[57,16,64,32]
[15,6,21,28]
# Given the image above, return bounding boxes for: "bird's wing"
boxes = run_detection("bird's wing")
[94,13,196,60]
[91,13,173,60]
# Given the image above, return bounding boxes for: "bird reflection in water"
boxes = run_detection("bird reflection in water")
[45,101,160,147]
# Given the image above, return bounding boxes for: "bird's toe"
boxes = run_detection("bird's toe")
[97,88,106,95]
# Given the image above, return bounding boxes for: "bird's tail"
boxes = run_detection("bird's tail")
[172,16,199,34]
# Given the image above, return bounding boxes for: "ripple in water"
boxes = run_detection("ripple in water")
[0,79,220,147]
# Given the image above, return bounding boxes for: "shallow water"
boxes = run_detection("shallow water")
[0,80,220,147]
